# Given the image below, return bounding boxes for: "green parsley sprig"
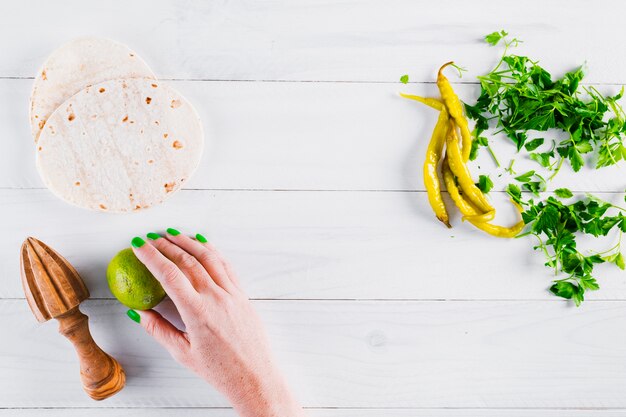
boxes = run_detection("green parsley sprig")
[508,185,626,305]
[465,31,626,173]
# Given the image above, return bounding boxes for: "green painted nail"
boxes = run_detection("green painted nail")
[127,309,140,323]
[131,237,146,248]
[196,233,208,243]
[166,228,180,236]
[146,232,161,240]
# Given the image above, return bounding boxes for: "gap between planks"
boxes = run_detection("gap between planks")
[1,75,624,86]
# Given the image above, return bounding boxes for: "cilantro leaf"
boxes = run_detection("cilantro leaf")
[554,188,573,199]
[515,170,535,183]
[476,175,494,193]
[550,281,577,300]
[529,151,553,168]
[569,146,585,172]
[485,30,508,46]
[506,183,522,205]
[469,136,489,161]
[525,138,545,151]
[400,74,409,84]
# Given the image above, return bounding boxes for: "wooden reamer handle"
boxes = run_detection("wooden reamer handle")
[56,307,126,400]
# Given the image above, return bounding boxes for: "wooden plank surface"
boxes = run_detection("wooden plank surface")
[2,79,625,192]
[1,0,624,84]
[4,410,626,417]
[1,189,625,300]
[2,0,626,415]
[2,299,626,408]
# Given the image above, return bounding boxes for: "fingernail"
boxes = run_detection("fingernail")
[131,237,146,248]
[127,309,141,323]
[196,233,208,243]
[166,227,180,236]
[146,232,161,240]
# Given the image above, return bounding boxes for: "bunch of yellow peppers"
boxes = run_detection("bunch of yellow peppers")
[401,62,524,238]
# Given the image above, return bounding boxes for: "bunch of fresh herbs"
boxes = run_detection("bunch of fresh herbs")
[507,185,625,305]
[469,31,626,304]
[466,30,626,173]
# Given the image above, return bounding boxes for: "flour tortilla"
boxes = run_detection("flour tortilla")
[30,37,155,142]
[36,78,204,212]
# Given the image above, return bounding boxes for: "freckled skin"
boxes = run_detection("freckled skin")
[131,233,305,417]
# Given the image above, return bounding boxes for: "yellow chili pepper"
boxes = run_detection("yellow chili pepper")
[437,62,473,162]
[399,93,443,111]
[441,158,495,223]
[424,107,451,228]
[467,217,525,238]
[445,121,494,213]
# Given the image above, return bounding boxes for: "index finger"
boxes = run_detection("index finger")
[130,237,198,312]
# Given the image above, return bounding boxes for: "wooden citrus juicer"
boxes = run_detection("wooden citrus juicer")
[20,237,126,400]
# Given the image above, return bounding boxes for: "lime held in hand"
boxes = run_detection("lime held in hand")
[107,248,166,310]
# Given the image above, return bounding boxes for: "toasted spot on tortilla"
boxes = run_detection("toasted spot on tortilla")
[164,182,175,192]
[75,181,81,186]
[68,113,75,121]
[99,87,106,93]
[151,83,158,88]
[148,159,154,164]
[122,115,129,122]
[99,204,107,210]
[38,146,42,151]
[41,70,47,80]
[163,133,168,138]
[170,100,181,108]
[172,140,183,149]
[146,97,152,104]
[38,120,46,129]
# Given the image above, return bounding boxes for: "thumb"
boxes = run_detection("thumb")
[127,309,190,361]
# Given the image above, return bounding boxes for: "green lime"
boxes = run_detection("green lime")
[106,248,166,310]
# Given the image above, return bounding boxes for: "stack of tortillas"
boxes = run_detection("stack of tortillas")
[30,38,204,213]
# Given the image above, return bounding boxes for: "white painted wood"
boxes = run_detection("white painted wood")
[1,80,625,192]
[2,1,626,414]
[1,0,624,84]
[1,189,625,300]
[4,410,626,417]
[2,299,626,408]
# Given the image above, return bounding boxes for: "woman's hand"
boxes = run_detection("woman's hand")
[129,229,305,417]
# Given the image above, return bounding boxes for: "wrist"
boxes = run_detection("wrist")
[228,367,304,417]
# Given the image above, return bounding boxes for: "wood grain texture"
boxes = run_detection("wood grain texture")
[1,0,625,84]
[55,308,126,400]
[1,189,625,300]
[20,237,125,400]
[2,0,626,414]
[2,299,626,408]
[1,80,625,192]
[20,237,89,322]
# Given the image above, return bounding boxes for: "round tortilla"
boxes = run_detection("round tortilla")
[36,78,204,213]
[30,37,155,142]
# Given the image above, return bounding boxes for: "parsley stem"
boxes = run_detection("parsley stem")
[548,157,564,181]
[486,144,500,167]
[506,159,516,175]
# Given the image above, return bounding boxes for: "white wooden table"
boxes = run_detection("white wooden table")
[2,1,626,416]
